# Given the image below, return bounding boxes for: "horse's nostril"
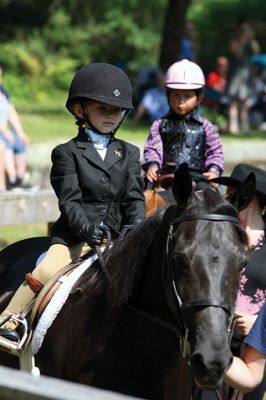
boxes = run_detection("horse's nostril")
[190,350,230,389]
[191,352,204,370]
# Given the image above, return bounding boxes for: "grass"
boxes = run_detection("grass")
[19,107,150,145]
[18,98,266,144]
[1,98,266,248]
[0,223,47,251]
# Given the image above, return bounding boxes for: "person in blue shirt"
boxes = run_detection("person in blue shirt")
[224,301,266,393]
[0,140,6,191]
[178,21,195,61]
[133,71,169,123]
[0,65,31,189]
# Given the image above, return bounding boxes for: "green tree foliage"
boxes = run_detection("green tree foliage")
[190,0,266,72]
[0,0,166,102]
[1,0,266,104]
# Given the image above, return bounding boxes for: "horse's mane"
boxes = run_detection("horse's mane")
[76,209,167,354]
[103,210,165,309]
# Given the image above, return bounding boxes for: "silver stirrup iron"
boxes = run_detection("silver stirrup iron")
[0,315,28,356]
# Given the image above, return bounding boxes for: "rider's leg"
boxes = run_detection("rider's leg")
[0,242,91,332]
[32,242,91,284]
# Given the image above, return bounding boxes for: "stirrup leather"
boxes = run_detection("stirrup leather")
[0,315,28,356]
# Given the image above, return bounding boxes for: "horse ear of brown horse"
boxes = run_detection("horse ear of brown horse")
[172,163,193,207]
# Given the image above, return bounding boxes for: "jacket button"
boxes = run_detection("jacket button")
[99,210,106,216]
[101,176,107,183]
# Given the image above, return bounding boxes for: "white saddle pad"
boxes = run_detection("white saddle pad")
[31,253,98,355]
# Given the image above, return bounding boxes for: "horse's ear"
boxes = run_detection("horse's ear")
[172,163,192,206]
[229,172,256,211]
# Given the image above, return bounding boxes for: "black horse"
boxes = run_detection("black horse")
[0,164,255,399]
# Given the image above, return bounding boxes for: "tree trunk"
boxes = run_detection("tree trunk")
[159,0,192,72]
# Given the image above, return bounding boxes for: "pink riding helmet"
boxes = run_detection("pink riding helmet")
[165,59,205,90]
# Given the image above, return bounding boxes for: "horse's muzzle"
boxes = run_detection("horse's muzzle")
[190,349,232,389]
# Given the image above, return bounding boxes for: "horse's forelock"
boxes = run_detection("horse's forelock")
[201,189,238,216]
[202,189,248,245]
[188,189,225,214]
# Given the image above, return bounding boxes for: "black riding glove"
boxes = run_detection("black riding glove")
[80,224,106,247]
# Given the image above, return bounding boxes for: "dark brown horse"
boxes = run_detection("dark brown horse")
[0,164,255,399]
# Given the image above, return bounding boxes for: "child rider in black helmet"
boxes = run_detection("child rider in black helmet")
[0,63,146,344]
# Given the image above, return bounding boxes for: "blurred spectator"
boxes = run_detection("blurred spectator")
[248,61,266,130]
[226,19,260,134]
[0,140,6,191]
[0,65,31,189]
[132,71,169,123]
[204,56,229,110]
[178,21,195,61]
[207,56,228,94]
[133,66,161,106]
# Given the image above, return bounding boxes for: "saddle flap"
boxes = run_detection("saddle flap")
[30,259,84,328]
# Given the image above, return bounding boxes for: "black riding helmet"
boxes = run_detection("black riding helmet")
[66,63,133,134]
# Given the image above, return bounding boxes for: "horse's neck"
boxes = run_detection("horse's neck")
[137,206,176,316]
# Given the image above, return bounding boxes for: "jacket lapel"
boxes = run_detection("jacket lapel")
[76,134,109,174]
[75,131,123,172]
[104,140,123,170]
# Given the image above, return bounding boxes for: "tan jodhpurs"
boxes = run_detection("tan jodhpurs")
[0,242,91,330]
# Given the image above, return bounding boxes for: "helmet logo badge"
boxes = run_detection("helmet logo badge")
[113,89,120,97]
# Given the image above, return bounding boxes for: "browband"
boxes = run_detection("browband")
[171,213,240,226]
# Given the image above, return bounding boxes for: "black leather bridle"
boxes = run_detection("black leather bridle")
[165,213,240,320]
[128,212,240,346]
[127,211,241,399]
